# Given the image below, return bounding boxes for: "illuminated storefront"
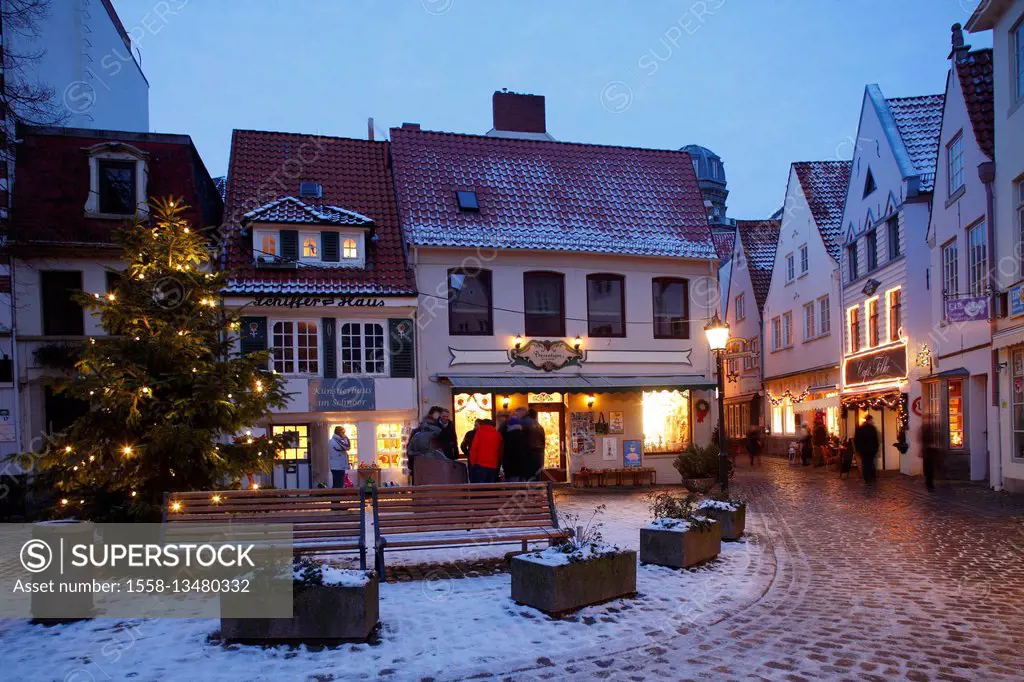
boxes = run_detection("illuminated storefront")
[840,342,910,471]
[919,368,969,455]
[762,365,840,454]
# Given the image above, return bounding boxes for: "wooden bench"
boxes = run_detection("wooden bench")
[370,482,571,573]
[164,488,368,569]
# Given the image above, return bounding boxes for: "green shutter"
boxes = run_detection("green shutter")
[322,317,337,378]
[240,317,267,354]
[280,230,299,262]
[388,318,415,378]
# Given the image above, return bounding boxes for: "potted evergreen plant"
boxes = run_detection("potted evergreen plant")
[673,442,726,493]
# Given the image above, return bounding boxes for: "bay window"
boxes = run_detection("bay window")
[271,320,320,374]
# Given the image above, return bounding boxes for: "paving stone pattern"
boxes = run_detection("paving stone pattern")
[489,460,1024,681]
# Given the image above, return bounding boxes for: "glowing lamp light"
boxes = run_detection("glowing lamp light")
[704,312,730,352]
[211,494,222,504]
[64,445,73,454]
[122,445,133,456]
[514,334,523,350]
[60,498,69,506]
[254,379,264,393]
[130,490,137,497]
[586,394,596,409]
[251,483,260,491]
[106,292,117,302]
[574,335,583,351]
[500,395,511,410]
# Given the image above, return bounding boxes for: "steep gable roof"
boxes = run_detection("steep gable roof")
[389,127,716,260]
[223,130,415,296]
[792,160,852,261]
[710,225,737,265]
[885,94,944,192]
[955,48,995,159]
[735,219,781,315]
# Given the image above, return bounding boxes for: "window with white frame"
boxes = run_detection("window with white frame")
[947,133,964,196]
[340,322,386,375]
[887,287,902,342]
[84,142,149,218]
[819,295,831,335]
[942,239,959,303]
[301,233,319,260]
[803,301,816,340]
[271,320,320,374]
[771,317,781,351]
[750,336,759,368]
[343,238,358,259]
[786,254,795,282]
[967,222,988,297]
[799,244,809,274]
[1015,19,1024,100]
[255,230,277,257]
[735,293,746,321]
[782,311,792,348]
[848,306,861,353]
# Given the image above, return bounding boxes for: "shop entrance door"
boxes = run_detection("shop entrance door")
[533,404,565,477]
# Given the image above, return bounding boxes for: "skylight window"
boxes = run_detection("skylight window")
[456,190,479,212]
[299,181,323,198]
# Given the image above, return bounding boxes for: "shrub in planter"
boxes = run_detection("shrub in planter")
[673,443,729,492]
[511,505,636,615]
[640,492,721,568]
[696,496,746,541]
[221,557,378,642]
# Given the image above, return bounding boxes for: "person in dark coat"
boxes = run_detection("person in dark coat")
[406,407,442,480]
[853,415,880,483]
[745,426,762,466]
[436,408,459,460]
[522,408,547,481]
[919,417,940,491]
[812,418,828,466]
[800,425,813,466]
[501,408,529,482]
[460,419,480,459]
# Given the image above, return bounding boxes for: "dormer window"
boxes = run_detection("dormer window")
[343,238,358,259]
[259,232,277,257]
[253,227,365,268]
[301,233,319,260]
[84,141,149,219]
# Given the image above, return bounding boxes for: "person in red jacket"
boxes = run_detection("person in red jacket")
[469,419,503,483]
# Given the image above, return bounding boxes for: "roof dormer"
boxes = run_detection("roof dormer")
[83,141,150,219]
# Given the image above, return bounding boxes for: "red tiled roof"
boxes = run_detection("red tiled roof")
[710,225,736,264]
[389,127,716,260]
[955,48,994,160]
[792,160,852,261]
[9,126,221,245]
[886,95,944,192]
[223,130,415,296]
[242,196,374,227]
[734,219,781,315]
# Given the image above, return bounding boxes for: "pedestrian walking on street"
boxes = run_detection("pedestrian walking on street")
[523,408,547,481]
[745,425,763,466]
[854,415,880,484]
[501,408,528,482]
[800,424,813,466]
[437,408,459,460]
[328,425,351,488]
[460,419,480,459]
[812,417,828,466]
[919,417,941,491]
[468,419,502,483]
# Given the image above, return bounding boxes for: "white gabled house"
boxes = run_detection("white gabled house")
[762,161,851,453]
[839,86,944,474]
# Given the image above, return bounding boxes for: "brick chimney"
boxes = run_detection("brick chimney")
[949,23,970,62]
[492,90,546,135]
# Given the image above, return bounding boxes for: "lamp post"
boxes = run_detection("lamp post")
[704,312,730,494]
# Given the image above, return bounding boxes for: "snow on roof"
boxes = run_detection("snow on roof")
[735,219,781,314]
[792,160,852,261]
[886,94,944,192]
[242,196,374,227]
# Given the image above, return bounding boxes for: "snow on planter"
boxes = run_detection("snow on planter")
[696,499,747,541]
[221,565,379,643]
[640,517,722,569]
[511,543,637,616]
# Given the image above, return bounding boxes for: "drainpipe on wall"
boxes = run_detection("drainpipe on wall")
[979,160,1002,490]
[8,253,22,455]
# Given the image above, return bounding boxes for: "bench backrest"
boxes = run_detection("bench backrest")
[371,482,558,537]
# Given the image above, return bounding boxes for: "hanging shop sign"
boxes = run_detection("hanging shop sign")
[945,296,990,322]
[509,339,584,372]
[1009,283,1024,318]
[844,344,908,387]
[308,377,376,411]
[251,295,387,309]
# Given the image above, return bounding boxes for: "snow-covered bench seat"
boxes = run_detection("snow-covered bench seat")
[370,482,571,573]
[163,487,368,569]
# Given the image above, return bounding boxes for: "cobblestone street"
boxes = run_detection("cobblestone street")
[523,459,1024,681]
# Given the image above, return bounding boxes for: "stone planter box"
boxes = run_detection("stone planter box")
[698,505,746,541]
[681,477,717,494]
[640,522,722,569]
[220,576,378,642]
[511,550,637,616]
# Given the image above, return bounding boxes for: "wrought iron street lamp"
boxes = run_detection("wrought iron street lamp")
[704,312,731,494]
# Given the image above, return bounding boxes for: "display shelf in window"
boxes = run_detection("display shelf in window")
[375,423,409,469]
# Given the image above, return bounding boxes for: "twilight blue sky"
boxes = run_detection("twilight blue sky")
[112,0,990,218]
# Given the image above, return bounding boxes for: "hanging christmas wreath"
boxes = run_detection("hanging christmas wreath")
[695,398,711,423]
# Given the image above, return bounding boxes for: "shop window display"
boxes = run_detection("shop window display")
[948,380,964,450]
[642,390,691,453]
[454,393,493,443]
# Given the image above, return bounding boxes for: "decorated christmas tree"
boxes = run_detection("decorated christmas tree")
[29,198,290,521]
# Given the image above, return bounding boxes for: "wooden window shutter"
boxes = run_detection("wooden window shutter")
[280,230,299,262]
[322,317,337,378]
[239,316,267,354]
[321,232,340,262]
[388,318,415,378]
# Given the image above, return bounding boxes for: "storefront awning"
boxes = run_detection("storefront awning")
[920,367,969,382]
[437,374,716,393]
